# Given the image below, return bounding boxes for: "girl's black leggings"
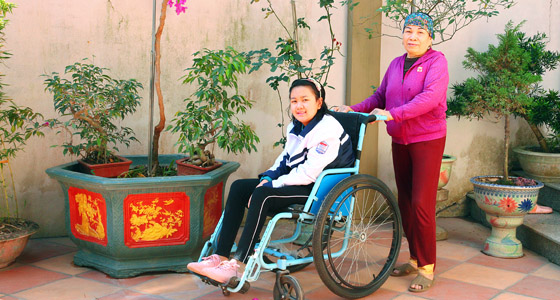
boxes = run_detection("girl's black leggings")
[215,178,313,263]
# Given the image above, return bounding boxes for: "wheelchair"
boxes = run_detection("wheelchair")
[195,111,402,299]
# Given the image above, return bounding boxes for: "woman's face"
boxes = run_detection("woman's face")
[290,85,323,126]
[402,25,432,58]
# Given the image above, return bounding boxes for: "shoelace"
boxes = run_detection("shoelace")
[216,259,240,271]
[202,254,220,263]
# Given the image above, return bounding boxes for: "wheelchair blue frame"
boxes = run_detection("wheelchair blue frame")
[196,112,388,294]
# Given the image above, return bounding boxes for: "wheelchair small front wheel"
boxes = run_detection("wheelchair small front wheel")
[272,274,303,300]
[312,174,402,299]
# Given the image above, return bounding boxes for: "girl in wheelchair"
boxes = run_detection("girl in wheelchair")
[187,78,355,283]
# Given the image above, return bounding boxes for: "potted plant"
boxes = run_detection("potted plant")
[169,47,259,175]
[447,21,545,258]
[0,0,43,268]
[509,31,560,183]
[43,60,143,178]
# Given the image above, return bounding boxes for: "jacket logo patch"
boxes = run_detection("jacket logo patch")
[417,66,423,72]
[316,142,329,154]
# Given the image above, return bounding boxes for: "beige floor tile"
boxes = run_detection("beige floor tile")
[379,275,412,292]
[392,294,429,300]
[532,262,560,280]
[440,263,525,290]
[132,273,216,299]
[13,277,121,300]
[31,252,88,275]
[492,292,543,300]
[436,240,482,262]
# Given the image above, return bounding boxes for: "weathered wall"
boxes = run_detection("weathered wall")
[373,1,560,216]
[1,0,348,237]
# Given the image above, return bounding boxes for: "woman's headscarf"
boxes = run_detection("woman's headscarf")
[403,12,434,40]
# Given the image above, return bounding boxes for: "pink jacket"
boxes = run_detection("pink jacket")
[350,49,449,145]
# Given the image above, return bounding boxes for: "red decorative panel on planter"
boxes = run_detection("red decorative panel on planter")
[68,187,108,246]
[203,182,223,239]
[124,192,190,248]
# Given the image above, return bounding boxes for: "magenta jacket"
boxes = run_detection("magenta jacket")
[350,49,449,145]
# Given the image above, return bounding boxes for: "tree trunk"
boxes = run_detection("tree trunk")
[504,114,510,180]
[151,0,168,173]
[527,121,549,153]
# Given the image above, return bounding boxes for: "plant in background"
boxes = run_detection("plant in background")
[168,47,259,168]
[1,0,43,241]
[43,60,143,165]
[370,0,516,44]
[514,31,560,153]
[248,0,346,147]
[447,21,541,184]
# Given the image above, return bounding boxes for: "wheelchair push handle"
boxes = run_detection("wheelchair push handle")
[366,114,387,123]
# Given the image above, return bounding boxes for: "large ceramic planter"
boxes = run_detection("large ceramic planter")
[470,175,544,258]
[46,154,239,278]
[0,219,39,268]
[514,146,560,183]
[439,154,456,189]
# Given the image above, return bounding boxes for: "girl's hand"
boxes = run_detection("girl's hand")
[256,180,268,188]
[332,105,354,113]
[371,108,393,122]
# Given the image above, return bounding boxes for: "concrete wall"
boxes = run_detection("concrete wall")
[372,1,560,216]
[1,0,348,237]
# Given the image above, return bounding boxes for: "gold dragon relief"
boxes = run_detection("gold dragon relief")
[129,198,184,242]
[74,192,106,240]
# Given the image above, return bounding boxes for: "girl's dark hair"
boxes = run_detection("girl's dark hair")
[288,78,330,124]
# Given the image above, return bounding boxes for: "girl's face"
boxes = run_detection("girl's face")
[290,85,323,126]
[402,25,432,58]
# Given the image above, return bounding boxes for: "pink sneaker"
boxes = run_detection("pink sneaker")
[187,254,222,275]
[203,259,241,283]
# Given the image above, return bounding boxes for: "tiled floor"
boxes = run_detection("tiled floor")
[1,217,560,300]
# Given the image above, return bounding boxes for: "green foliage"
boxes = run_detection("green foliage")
[447,21,544,179]
[373,0,516,44]
[448,22,540,120]
[43,60,143,164]
[168,47,260,167]
[0,0,44,219]
[248,0,346,147]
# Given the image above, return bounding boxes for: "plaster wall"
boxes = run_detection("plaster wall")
[373,0,560,216]
[1,0,348,237]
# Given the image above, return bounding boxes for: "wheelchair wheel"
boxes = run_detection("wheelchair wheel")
[273,274,304,300]
[262,219,313,273]
[312,174,402,299]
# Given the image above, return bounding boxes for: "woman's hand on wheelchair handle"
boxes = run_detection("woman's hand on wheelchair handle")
[332,105,354,113]
[370,108,393,123]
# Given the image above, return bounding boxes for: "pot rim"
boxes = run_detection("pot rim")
[470,175,544,189]
[442,154,457,162]
[513,146,560,158]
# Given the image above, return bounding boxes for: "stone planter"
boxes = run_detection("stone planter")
[470,175,544,258]
[514,146,560,183]
[46,154,239,278]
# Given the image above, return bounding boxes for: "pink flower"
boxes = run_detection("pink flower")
[167,0,174,8]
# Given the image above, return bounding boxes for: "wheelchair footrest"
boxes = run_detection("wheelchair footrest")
[194,272,250,294]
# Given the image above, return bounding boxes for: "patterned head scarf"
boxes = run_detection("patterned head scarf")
[403,12,434,40]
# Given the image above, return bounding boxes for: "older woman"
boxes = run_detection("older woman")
[335,12,448,292]
[187,78,355,284]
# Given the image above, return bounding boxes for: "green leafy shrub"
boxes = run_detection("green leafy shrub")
[44,60,143,164]
[168,47,259,167]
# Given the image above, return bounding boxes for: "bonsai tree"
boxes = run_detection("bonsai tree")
[1,0,42,249]
[168,47,259,168]
[513,31,560,153]
[43,60,143,165]
[447,21,541,183]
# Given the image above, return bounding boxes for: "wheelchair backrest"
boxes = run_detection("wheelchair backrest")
[329,111,370,160]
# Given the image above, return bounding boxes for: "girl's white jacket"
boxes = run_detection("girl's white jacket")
[260,114,354,188]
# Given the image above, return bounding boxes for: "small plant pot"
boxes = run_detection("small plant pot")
[470,175,544,258]
[439,154,456,189]
[77,156,132,178]
[176,158,222,175]
[0,219,39,268]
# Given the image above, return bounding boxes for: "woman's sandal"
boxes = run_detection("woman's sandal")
[408,273,434,293]
[390,263,418,277]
